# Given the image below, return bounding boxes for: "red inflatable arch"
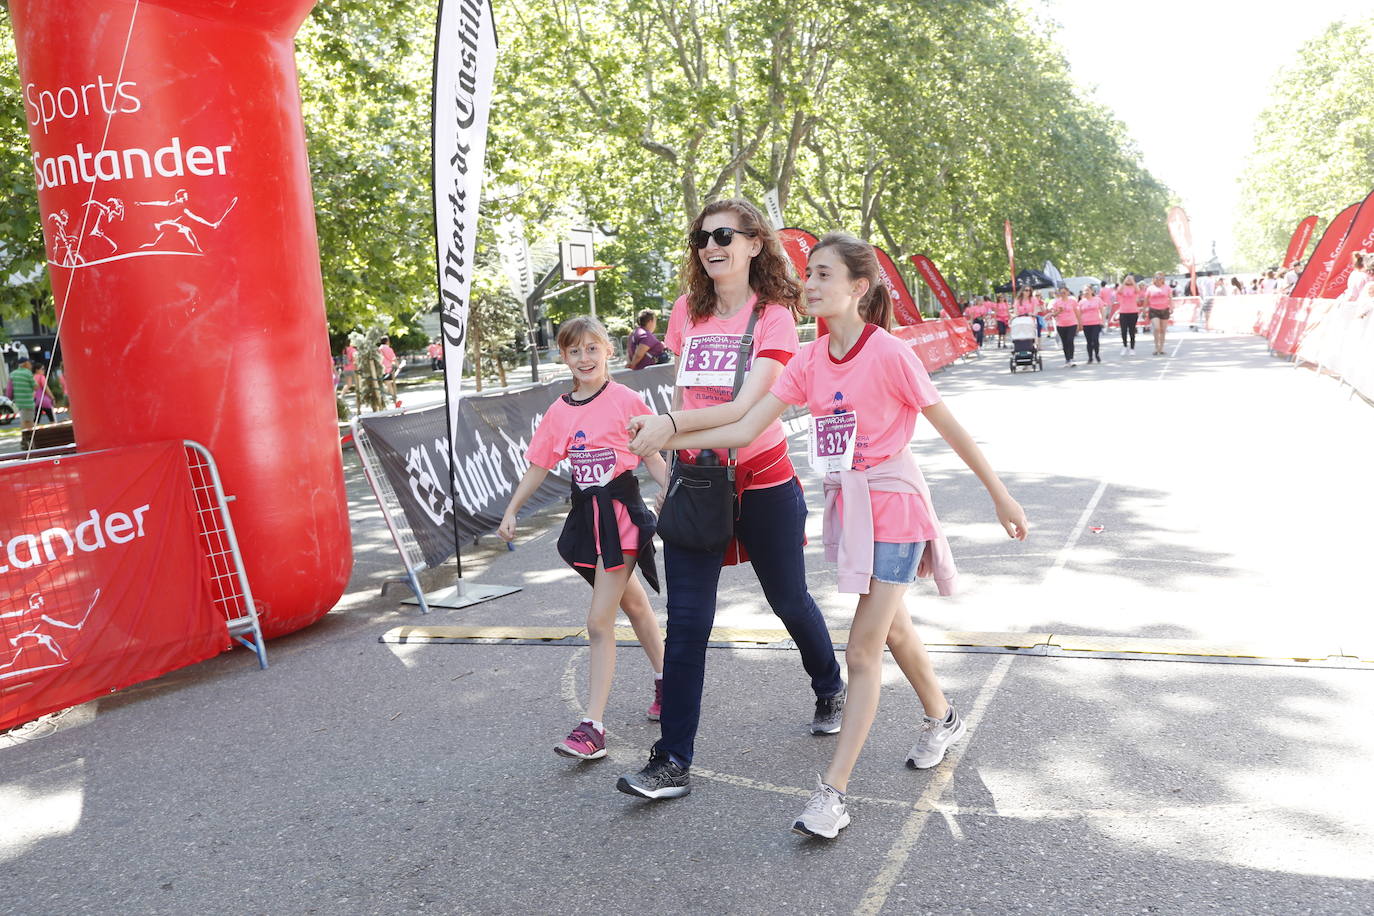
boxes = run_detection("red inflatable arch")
[9,0,351,638]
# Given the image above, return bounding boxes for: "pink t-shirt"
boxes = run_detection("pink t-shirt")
[526,381,651,556]
[343,345,357,371]
[1145,284,1172,310]
[771,325,940,543]
[1015,300,1035,316]
[379,344,397,374]
[665,294,797,479]
[966,304,989,320]
[1116,286,1140,314]
[994,302,1010,321]
[1078,297,1105,326]
[1051,298,1079,327]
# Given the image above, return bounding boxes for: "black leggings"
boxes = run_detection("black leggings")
[1057,325,1077,362]
[1084,325,1101,362]
[1119,313,1138,348]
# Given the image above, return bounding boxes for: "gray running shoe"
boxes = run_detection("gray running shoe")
[810,686,846,735]
[792,776,850,839]
[905,705,967,769]
[616,749,690,800]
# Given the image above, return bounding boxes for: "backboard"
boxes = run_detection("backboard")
[560,228,596,283]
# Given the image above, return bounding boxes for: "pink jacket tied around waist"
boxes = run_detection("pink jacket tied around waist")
[821,448,959,596]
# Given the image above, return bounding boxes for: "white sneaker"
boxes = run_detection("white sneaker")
[1121,347,1129,356]
[906,705,966,769]
[792,776,850,839]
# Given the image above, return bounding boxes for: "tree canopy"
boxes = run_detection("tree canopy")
[0,1,1176,353]
[1235,19,1374,271]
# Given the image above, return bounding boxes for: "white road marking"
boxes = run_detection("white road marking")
[855,652,1016,916]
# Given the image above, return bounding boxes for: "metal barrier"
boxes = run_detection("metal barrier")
[349,419,434,614]
[184,440,268,668]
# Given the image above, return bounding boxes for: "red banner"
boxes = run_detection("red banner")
[1167,206,1195,266]
[1318,189,1374,298]
[0,442,226,732]
[1293,201,1361,299]
[893,319,976,373]
[1003,220,1016,293]
[874,245,922,326]
[910,254,959,316]
[1283,215,1318,269]
[778,227,824,335]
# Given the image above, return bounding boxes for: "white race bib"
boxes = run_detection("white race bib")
[570,447,617,488]
[677,334,746,387]
[809,411,858,474]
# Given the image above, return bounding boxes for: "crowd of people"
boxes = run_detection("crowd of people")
[497,198,1029,841]
[960,271,1182,366]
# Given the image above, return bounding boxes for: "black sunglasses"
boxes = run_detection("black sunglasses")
[689,227,757,249]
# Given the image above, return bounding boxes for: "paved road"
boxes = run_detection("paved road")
[2,333,1372,915]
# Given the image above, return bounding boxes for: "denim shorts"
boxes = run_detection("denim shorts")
[871,541,926,586]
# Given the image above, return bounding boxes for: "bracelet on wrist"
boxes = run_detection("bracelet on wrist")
[666,412,678,433]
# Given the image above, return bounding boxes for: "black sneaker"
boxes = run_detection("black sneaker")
[616,749,690,800]
[811,686,846,735]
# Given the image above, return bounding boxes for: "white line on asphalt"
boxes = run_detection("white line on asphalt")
[1157,339,1184,379]
[855,652,1016,916]
[1048,478,1109,576]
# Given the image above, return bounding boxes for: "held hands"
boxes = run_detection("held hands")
[627,413,673,457]
[497,511,517,543]
[994,494,1029,541]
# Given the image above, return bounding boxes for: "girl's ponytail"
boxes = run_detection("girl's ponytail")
[812,232,894,330]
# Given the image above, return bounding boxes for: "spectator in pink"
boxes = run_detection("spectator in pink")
[379,335,399,406]
[1049,286,1081,367]
[1077,284,1105,364]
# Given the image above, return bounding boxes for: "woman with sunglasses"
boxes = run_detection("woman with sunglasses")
[616,199,845,801]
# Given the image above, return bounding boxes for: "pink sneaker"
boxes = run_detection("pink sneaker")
[554,721,606,759]
[647,678,663,721]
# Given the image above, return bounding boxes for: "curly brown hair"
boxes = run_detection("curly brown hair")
[679,198,802,323]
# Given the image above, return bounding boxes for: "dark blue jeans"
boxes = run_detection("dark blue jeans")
[654,478,843,766]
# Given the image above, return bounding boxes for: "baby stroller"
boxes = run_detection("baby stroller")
[1008,314,1042,372]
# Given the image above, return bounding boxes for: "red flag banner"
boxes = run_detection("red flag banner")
[1293,202,1361,299]
[0,442,226,732]
[778,227,818,281]
[1003,220,1016,292]
[910,254,960,317]
[778,227,825,335]
[874,246,922,326]
[1318,190,1374,298]
[1283,215,1318,269]
[1167,206,1196,266]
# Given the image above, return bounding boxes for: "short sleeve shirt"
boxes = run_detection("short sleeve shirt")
[664,294,798,466]
[772,325,940,543]
[1077,297,1104,325]
[1145,284,1172,310]
[1116,286,1140,313]
[1051,299,1079,327]
[526,382,651,555]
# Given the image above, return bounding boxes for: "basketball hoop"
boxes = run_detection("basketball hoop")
[574,265,613,277]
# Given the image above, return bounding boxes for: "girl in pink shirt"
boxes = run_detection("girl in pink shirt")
[965,299,989,348]
[498,315,668,761]
[1115,275,1141,353]
[1077,284,1105,364]
[1049,286,1081,367]
[657,233,1028,839]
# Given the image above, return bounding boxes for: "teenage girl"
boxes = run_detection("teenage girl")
[498,316,668,761]
[1115,275,1140,354]
[1145,271,1173,355]
[1050,286,1081,366]
[966,298,988,348]
[658,233,1028,838]
[1078,284,1105,364]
